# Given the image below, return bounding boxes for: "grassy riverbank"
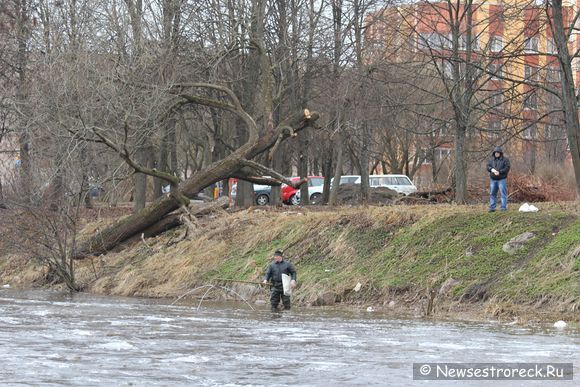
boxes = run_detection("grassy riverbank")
[1,202,579,322]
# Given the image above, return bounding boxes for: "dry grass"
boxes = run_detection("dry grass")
[2,202,579,322]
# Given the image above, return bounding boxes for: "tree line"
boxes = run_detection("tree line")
[0,1,578,230]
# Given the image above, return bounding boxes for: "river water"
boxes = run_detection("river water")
[0,289,577,386]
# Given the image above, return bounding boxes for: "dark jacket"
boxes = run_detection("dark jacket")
[264,259,297,285]
[486,146,510,180]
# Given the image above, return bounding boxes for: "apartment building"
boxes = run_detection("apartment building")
[365,0,574,180]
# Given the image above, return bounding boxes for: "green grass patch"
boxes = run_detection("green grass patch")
[191,205,578,307]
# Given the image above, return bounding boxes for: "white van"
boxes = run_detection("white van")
[299,175,361,203]
[368,174,417,195]
[333,175,361,185]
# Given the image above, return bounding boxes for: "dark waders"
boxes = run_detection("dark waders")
[270,282,290,311]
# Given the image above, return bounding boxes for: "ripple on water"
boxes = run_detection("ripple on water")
[0,316,20,324]
[93,341,136,350]
[143,316,175,322]
[28,309,51,316]
[418,341,468,350]
[166,354,212,363]
[65,329,93,337]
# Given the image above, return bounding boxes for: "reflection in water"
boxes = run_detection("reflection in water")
[0,290,578,386]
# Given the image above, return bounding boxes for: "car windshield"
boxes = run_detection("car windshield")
[395,177,412,185]
[373,177,395,186]
[369,176,413,186]
[309,177,324,186]
[341,176,358,184]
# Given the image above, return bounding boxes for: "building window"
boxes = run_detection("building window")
[439,120,454,136]
[433,33,443,48]
[546,38,557,54]
[418,32,432,49]
[459,34,479,51]
[459,35,467,50]
[523,123,536,139]
[489,91,504,110]
[442,60,451,77]
[523,92,538,109]
[435,148,452,160]
[545,123,561,139]
[546,67,561,82]
[488,120,502,135]
[490,36,503,52]
[524,37,539,53]
[524,65,539,82]
[489,62,503,79]
[419,32,451,50]
[442,33,452,49]
[546,93,562,112]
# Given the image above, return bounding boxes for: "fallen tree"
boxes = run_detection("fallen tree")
[123,196,231,243]
[73,84,319,258]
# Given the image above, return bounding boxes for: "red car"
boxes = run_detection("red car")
[281,176,324,205]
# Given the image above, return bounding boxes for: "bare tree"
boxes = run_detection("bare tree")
[547,0,580,197]
[74,96,318,257]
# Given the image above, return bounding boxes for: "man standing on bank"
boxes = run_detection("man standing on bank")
[263,250,297,312]
[486,146,511,212]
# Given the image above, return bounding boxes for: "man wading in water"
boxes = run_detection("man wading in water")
[263,250,297,312]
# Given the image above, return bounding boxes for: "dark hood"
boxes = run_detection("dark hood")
[493,146,503,157]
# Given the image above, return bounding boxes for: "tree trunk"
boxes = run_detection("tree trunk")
[270,149,284,205]
[153,150,167,198]
[133,145,148,212]
[552,0,580,198]
[454,126,468,204]
[299,145,309,205]
[321,155,333,204]
[80,146,93,209]
[18,132,32,202]
[50,162,64,211]
[168,117,178,176]
[528,140,536,174]
[0,178,5,208]
[16,0,31,203]
[430,148,439,184]
[235,179,254,208]
[360,124,370,203]
[329,132,344,206]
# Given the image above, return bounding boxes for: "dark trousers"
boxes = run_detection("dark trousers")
[270,285,291,310]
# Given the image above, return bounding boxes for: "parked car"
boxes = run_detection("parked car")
[280,177,302,205]
[332,175,361,185]
[282,176,324,205]
[230,181,272,206]
[253,184,272,205]
[299,174,416,201]
[295,185,324,204]
[299,175,361,204]
[368,174,417,195]
[89,184,105,198]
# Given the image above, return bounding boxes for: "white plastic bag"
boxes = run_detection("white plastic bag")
[282,274,292,296]
[519,203,539,212]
